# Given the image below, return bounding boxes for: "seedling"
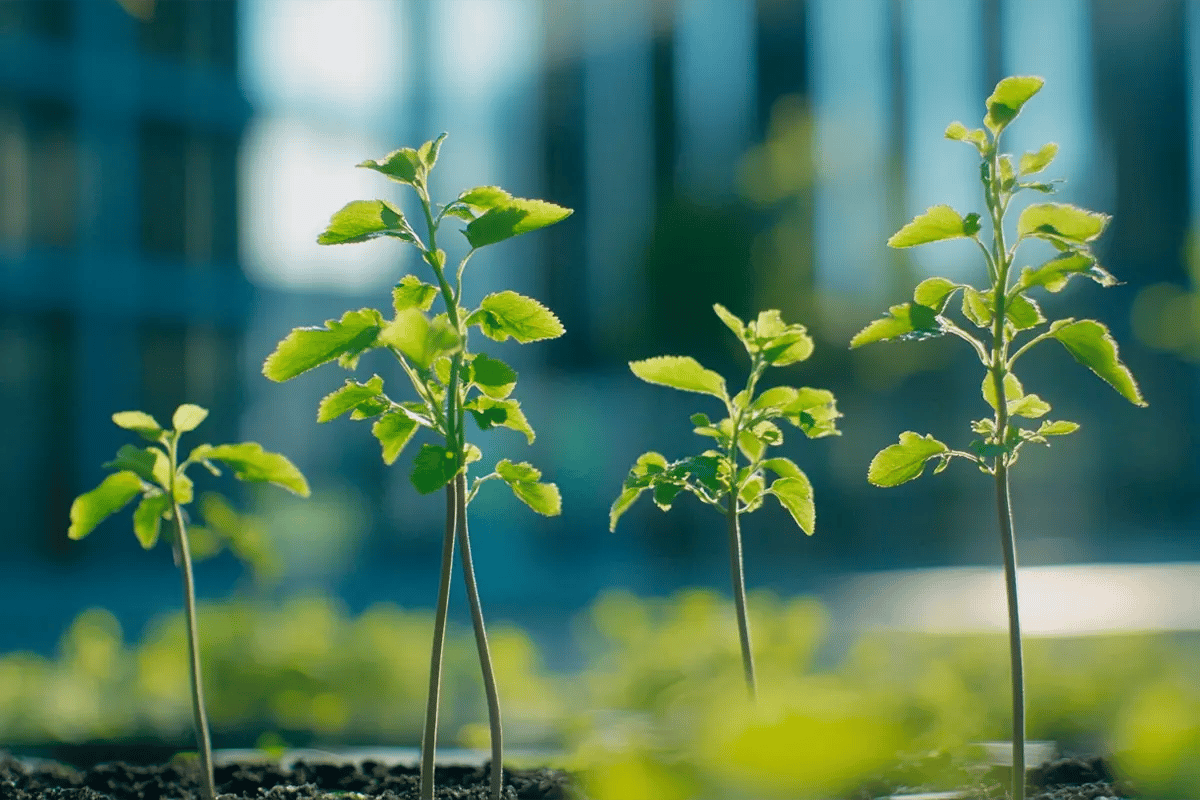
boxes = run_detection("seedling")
[262,135,570,800]
[68,404,309,800]
[610,305,840,697]
[851,76,1146,800]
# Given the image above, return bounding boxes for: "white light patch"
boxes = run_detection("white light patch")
[240,115,411,293]
[433,0,538,101]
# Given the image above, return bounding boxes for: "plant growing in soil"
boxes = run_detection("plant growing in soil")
[851,75,1146,800]
[610,304,840,697]
[67,404,310,800]
[263,135,570,800]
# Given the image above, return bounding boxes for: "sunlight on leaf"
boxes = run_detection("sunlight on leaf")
[69,471,143,540]
[868,432,950,487]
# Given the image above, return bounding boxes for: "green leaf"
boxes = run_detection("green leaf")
[984,75,1044,134]
[454,185,513,214]
[1008,393,1051,419]
[358,147,424,186]
[629,355,727,399]
[850,303,944,348]
[171,404,208,433]
[393,274,439,313]
[317,199,414,245]
[466,291,565,343]
[69,471,143,540]
[868,432,950,487]
[318,375,386,423]
[713,303,746,341]
[1019,142,1058,176]
[417,133,447,170]
[1016,252,1117,294]
[888,205,980,248]
[112,411,164,443]
[755,317,814,365]
[132,492,171,549]
[750,386,798,415]
[738,421,783,462]
[464,197,573,248]
[378,308,461,370]
[1017,203,1109,244]
[944,121,988,152]
[495,459,561,516]
[1049,319,1147,406]
[104,444,168,486]
[1038,420,1079,437]
[782,387,841,438]
[262,308,385,381]
[202,443,311,496]
[761,457,803,479]
[1006,293,1045,330]
[961,287,994,328]
[982,372,1024,412]
[466,396,535,444]
[370,412,419,465]
[769,473,815,535]
[610,452,670,531]
[410,444,458,494]
[913,277,963,312]
[652,480,684,510]
[469,353,518,399]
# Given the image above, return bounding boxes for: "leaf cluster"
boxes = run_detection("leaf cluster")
[611,305,840,534]
[264,135,570,516]
[68,405,310,548]
[851,76,1145,486]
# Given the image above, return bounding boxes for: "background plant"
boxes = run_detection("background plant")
[851,75,1147,800]
[262,134,570,800]
[610,305,840,697]
[67,404,309,800]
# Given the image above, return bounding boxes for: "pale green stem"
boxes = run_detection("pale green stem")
[455,472,504,800]
[726,497,756,699]
[419,485,457,800]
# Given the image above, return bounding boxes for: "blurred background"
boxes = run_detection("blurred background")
[0,0,1198,790]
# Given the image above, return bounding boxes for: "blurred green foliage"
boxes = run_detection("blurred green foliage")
[2,590,1197,797]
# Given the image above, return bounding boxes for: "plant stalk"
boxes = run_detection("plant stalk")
[419,486,458,800]
[455,472,504,800]
[170,500,216,800]
[726,499,757,699]
[995,463,1025,800]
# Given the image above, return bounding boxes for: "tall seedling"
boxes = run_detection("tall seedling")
[852,76,1146,799]
[69,404,309,800]
[263,135,570,800]
[610,305,840,697]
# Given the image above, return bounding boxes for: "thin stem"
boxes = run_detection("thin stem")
[1006,330,1054,370]
[419,485,457,800]
[455,472,504,800]
[165,434,216,800]
[995,463,1026,800]
[942,320,990,365]
[727,498,757,699]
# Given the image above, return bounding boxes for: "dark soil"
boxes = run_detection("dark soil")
[0,756,578,800]
[853,753,1135,800]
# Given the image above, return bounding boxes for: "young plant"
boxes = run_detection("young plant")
[610,304,840,697]
[68,404,309,800]
[851,76,1146,799]
[262,135,570,800]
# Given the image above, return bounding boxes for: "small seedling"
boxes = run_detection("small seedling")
[263,135,570,800]
[851,76,1146,800]
[610,304,840,697]
[68,404,309,800]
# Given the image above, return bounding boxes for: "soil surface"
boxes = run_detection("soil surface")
[854,753,1134,800]
[0,757,577,800]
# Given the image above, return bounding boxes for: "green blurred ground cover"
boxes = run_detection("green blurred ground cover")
[1,590,1197,797]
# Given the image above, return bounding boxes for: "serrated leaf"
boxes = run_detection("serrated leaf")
[1006,293,1045,330]
[782,387,841,438]
[888,205,979,248]
[378,308,461,370]
[868,432,950,487]
[1019,142,1058,176]
[132,492,171,549]
[171,404,208,433]
[982,372,1025,412]
[961,287,993,328]
[913,277,963,312]
[318,375,386,423]
[409,444,458,494]
[850,303,944,348]
[760,328,814,366]
[469,353,518,399]
[371,412,419,465]
[1038,420,1080,436]
[393,274,439,313]
[761,456,803,480]
[713,303,746,341]
[202,443,311,496]
[464,196,573,248]
[69,471,143,540]
[751,386,798,415]
[610,452,673,530]
[317,199,414,245]
[358,147,423,186]
[457,185,513,211]
[466,396,535,444]
[466,290,565,343]
[1018,203,1109,244]
[769,474,815,535]
[112,410,164,442]
[1049,319,1147,406]
[984,75,1044,133]
[263,308,385,381]
[944,121,988,152]
[629,355,727,399]
[495,459,561,516]
[418,133,446,169]
[1016,252,1117,294]
[1008,393,1051,419]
